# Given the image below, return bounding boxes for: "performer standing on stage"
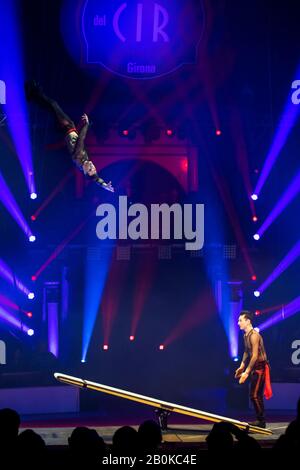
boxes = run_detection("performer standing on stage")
[235,311,272,428]
[25,80,114,192]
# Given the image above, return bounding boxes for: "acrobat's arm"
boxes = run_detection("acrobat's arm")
[94,175,114,192]
[76,113,89,153]
[235,351,248,378]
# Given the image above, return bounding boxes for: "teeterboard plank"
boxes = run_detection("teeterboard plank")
[54,372,273,436]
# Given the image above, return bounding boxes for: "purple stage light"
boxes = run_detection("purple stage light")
[258,240,300,294]
[0,304,32,335]
[30,193,38,200]
[48,302,59,357]
[27,329,35,336]
[254,290,260,297]
[27,292,35,300]
[227,281,243,359]
[253,234,260,240]
[254,86,300,197]
[0,1,36,195]
[229,304,240,359]
[0,258,30,296]
[257,169,300,238]
[0,294,19,312]
[29,235,36,242]
[259,296,300,331]
[0,172,34,239]
[251,194,258,201]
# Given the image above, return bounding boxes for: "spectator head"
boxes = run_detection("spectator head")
[112,426,139,456]
[206,422,234,451]
[138,420,162,451]
[0,408,20,442]
[68,426,106,460]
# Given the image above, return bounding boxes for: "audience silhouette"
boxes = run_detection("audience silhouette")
[0,396,299,462]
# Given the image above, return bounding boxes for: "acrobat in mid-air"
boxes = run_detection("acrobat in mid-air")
[25,81,114,192]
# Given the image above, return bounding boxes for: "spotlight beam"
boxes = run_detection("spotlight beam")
[0,172,33,239]
[257,169,300,238]
[163,291,214,347]
[0,1,36,195]
[0,304,32,335]
[32,169,74,219]
[82,246,114,363]
[258,240,300,294]
[259,295,300,331]
[33,211,94,279]
[254,75,300,197]
[229,106,256,217]
[0,258,30,296]
[210,166,256,277]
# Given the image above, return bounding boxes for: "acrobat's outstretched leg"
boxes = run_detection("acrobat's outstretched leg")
[25,81,114,192]
[25,81,76,133]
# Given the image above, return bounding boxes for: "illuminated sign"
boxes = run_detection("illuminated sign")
[61,0,205,79]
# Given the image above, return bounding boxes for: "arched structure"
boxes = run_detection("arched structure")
[75,132,199,197]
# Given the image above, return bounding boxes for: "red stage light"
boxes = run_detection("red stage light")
[251,275,257,281]
[31,275,37,281]
[31,215,36,221]
[252,216,258,222]
[159,344,164,350]
[255,310,260,316]
[166,129,173,136]
[122,130,129,136]
[129,335,135,341]
[103,344,109,350]
[27,312,33,318]
[180,159,188,172]
[216,129,222,136]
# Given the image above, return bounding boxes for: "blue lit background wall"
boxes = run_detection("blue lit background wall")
[0,0,300,408]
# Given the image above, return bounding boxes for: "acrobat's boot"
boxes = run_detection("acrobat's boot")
[24,80,60,114]
[24,80,44,102]
[25,80,75,132]
[251,420,266,429]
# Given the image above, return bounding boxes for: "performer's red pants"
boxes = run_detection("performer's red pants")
[250,363,266,422]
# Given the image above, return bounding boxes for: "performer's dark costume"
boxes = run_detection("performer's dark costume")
[243,329,272,426]
[25,81,112,190]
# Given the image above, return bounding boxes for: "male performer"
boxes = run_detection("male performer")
[235,311,272,428]
[25,81,114,192]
